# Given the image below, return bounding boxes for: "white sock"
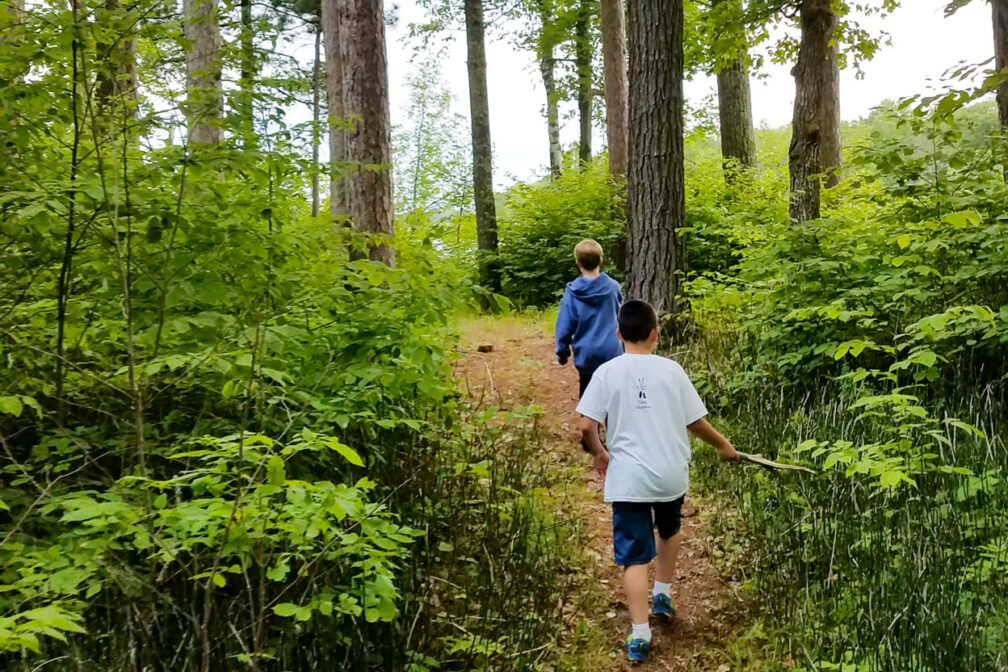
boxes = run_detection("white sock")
[631,622,652,643]
[653,580,671,599]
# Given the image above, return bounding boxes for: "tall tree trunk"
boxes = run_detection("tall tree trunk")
[464,0,500,290]
[625,0,686,324]
[95,0,139,123]
[540,52,563,180]
[339,0,394,265]
[713,0,755,174]
[321,0,348,219]
[716,52,757,171]
[599,0,628,177]
[312,25,321,217]
[0,0,23,61]
[575,0,593,165]
[993,0,1008,181]
[183,0,222,145]
[237,0,255,143]
[788,0,839,223]
[535,0,562,179]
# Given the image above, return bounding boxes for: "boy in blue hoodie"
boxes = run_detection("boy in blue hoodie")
[555,240,624,450]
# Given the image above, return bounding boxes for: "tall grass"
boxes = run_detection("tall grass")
[680,330,1008,671]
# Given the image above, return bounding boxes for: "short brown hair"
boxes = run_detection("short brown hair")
[574,239,604,271]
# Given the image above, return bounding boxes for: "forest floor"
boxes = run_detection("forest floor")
[454,314,755,671]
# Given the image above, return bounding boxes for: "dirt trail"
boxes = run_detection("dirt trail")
[455,316,749,671]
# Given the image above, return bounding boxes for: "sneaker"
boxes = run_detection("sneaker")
[652,593,676,619]
[626,635,651,663]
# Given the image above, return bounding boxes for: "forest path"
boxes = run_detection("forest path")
[454,314,751,671]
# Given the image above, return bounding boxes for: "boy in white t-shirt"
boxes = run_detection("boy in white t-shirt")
[576,300,740,663]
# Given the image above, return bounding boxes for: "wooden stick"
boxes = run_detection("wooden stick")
[738,452,816,474]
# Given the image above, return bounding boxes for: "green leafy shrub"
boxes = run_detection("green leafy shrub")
[0,4,574,667]
[496,156,625,307]
[682,101,1008,671]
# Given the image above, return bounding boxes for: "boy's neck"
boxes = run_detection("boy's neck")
[623,342,656,355]
[580,268,601,279]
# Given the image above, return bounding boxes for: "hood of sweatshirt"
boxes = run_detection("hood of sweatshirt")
[566,273,619,306]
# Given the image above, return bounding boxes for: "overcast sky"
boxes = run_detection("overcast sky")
[378,0,994,187]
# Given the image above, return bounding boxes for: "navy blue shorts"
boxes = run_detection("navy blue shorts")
[612,498,685,566]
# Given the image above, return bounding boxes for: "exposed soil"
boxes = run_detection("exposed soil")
[454,315,750,671]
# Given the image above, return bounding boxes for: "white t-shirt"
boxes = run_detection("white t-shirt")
[576,354,707,503]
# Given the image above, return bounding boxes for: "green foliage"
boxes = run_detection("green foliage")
[688,102,1008,390]
[0,1,573,668]
[496,156,625,307]
[681,98,1008,671]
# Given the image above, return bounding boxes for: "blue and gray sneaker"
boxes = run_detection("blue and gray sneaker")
[626,635,651,663]
[652,593,676,619]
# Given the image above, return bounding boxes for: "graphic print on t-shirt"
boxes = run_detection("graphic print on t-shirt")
[635,377,651,409]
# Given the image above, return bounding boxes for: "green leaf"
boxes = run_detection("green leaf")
[212,573,226,588]
[266,561,289,582]
[273,603,299,617]
[0,396,24,417]
[266,455,286,486]
[326,439,364,467]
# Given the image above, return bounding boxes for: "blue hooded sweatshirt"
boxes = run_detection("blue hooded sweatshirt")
[554,272,624,370]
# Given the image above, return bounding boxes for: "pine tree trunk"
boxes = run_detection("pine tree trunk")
[312,26,321,218]
[339,0,394,265]
[540,53,563,180]
[599,0,628,177]
[535,0,562,179]
[788,0,839,223]
[183,0,222,145]
[993,0,1008,181]
[0,0,25,96]
[321,0,348,219]
[95,0,139,123]
[716,52,757,172]
[575,0,593,165]
[625,0,686,324]
[464,0,500,290]
[237,0,254,143]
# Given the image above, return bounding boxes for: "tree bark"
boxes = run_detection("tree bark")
[535,0,562,179]
[95,0,139,122]
[625,0,686,324]
[992,0,1008,181]
[183,0,222,145]
[540,52,563,180]
[716,51,757,172]
[237,0,255,143]
[320,0,349,219]
[312,25,321,218]
[339,0,395,265]
[464,0,500,290]
[574,0,593,165]
[788,0,839,223]
[599,0,628,177]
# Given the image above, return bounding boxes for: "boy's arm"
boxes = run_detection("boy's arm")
[579,415,609,478]
[554,291,576,364]
[687,418,740,461]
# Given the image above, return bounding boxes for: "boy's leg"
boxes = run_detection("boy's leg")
[613,502,657,657]
[651,498,684,615]
[577,366,599,453]
[654,533,682,586]
[577,366,594,398]
[623,563,651,624]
